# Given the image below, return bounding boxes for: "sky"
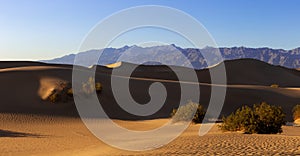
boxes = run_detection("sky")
[0,0,300,61]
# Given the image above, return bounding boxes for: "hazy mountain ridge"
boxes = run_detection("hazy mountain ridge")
[42,45,300,69]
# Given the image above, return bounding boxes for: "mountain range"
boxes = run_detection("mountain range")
[43,44,300,69]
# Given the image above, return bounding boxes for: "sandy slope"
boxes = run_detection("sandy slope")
[1,60,300,155]
[1,60,300,120]
[1,114,300,156]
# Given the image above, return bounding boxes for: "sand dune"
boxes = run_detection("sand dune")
[0,64,77,117]
[1,59,300,155]
[0,61,48,69]
[1,59,300,120]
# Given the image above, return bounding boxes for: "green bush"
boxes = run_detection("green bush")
[220,105,257,133]
[171,101,206,124]
[220,102,286,134]
[293,104,300,120]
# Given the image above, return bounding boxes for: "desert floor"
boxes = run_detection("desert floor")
[1,113,300,156]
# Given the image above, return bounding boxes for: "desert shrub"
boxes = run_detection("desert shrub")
[220,102,286,134]
[47,81,73,103]
[46,78,102,103]
[171,101,206,124]
[220,105,257,133]
[67,88,73,96]
[293,104,300,120]
[254,102,286,134]
[82,77,102,95]
[95,82,102,93]
[270,84,279,88]
[48,90,60,103]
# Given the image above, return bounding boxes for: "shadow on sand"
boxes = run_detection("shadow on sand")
[0,129,41,138]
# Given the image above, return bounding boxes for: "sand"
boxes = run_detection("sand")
[1,60,300,155]
[105,62,122,68]
[1,114,300,156]
[1,60,300,120]
[295,119,300,125]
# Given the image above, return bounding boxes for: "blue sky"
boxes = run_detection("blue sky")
[0,0,300,60]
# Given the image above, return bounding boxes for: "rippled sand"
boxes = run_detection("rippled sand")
[1,114,300,156]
